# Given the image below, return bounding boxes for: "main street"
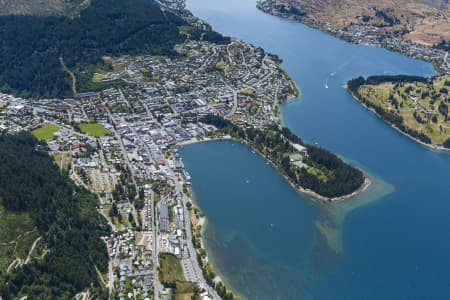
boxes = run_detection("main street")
[167,166,221,300]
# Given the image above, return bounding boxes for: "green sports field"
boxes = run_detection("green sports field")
[32,124,60,141]
[78,123,110,137]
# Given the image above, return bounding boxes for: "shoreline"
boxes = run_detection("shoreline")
[176,66,367,203]
[179,139,386,298]
[167,1,427,298]
[255,1,449,75]
[185,186,243,300]
[177,136,370,202]
[346,87,450,153]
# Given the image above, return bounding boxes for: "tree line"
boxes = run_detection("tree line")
[348,75,429,92]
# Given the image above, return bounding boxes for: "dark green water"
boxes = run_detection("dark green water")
[180,0,450,299]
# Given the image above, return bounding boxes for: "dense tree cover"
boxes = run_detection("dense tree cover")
[347,76,429,93]
[298,145,364,197]
[348,76,433,144]
[200,115,365,198]
[183,25,231,44]
[346,76,367,93]
[0,133,109,299]
[0,0,186,98]
[444,138,450,149]
[275,4,306,17]
[435,40,450,51]
[374,9,399,26]
[280,127,303,145]
[202,30,232,44]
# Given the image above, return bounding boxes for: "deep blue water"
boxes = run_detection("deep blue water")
[180,0,450,299]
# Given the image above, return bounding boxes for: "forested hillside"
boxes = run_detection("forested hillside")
[0,0,186,98]
[0,134,110,299]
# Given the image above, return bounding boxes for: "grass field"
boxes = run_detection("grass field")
[240,88,256,96]
[92,72,105,83]
[32,124,60,141]
[159,253,185,284]
[174,282,197,300]
[357,76,450,145]
[306,166,331,183]
[78,123,110,137]
[53,152,72,171]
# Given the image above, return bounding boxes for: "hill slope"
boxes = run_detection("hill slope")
[0,0,87,16]
[0,133,110,299]
[259,0,450,46]
[0,0,186,98]
[348,75,450,148]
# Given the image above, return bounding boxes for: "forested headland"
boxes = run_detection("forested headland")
[200,115,365,199]
[0,133,110,299]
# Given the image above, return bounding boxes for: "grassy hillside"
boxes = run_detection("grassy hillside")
[348,75,450,148]
[263,0,450,46]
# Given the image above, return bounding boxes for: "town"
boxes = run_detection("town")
[0,32,296,299]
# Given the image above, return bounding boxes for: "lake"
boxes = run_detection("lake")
[180,0,450,299]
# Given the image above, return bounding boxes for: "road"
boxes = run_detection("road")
[127,121,163,299]
[108,259,114,299]
[200,46,218,70]
[167,167,221,300]
[130,93,164,299]
[445,52,449,69]
[106,93,219,299]
[103,106,140,227]
[24,236,42,264]
[119,88,136,114]
[152,191,162,300]
[119,91,168,298]
[224,86,238,117]
[59,56,77,97]
[226,43,234,65]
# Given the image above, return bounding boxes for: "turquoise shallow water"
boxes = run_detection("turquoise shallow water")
[180,140,319,298]
[180,0,450,299]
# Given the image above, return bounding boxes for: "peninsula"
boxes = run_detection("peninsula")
[348,75,450,149]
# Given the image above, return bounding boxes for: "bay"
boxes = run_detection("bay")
[180,0,450,298]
